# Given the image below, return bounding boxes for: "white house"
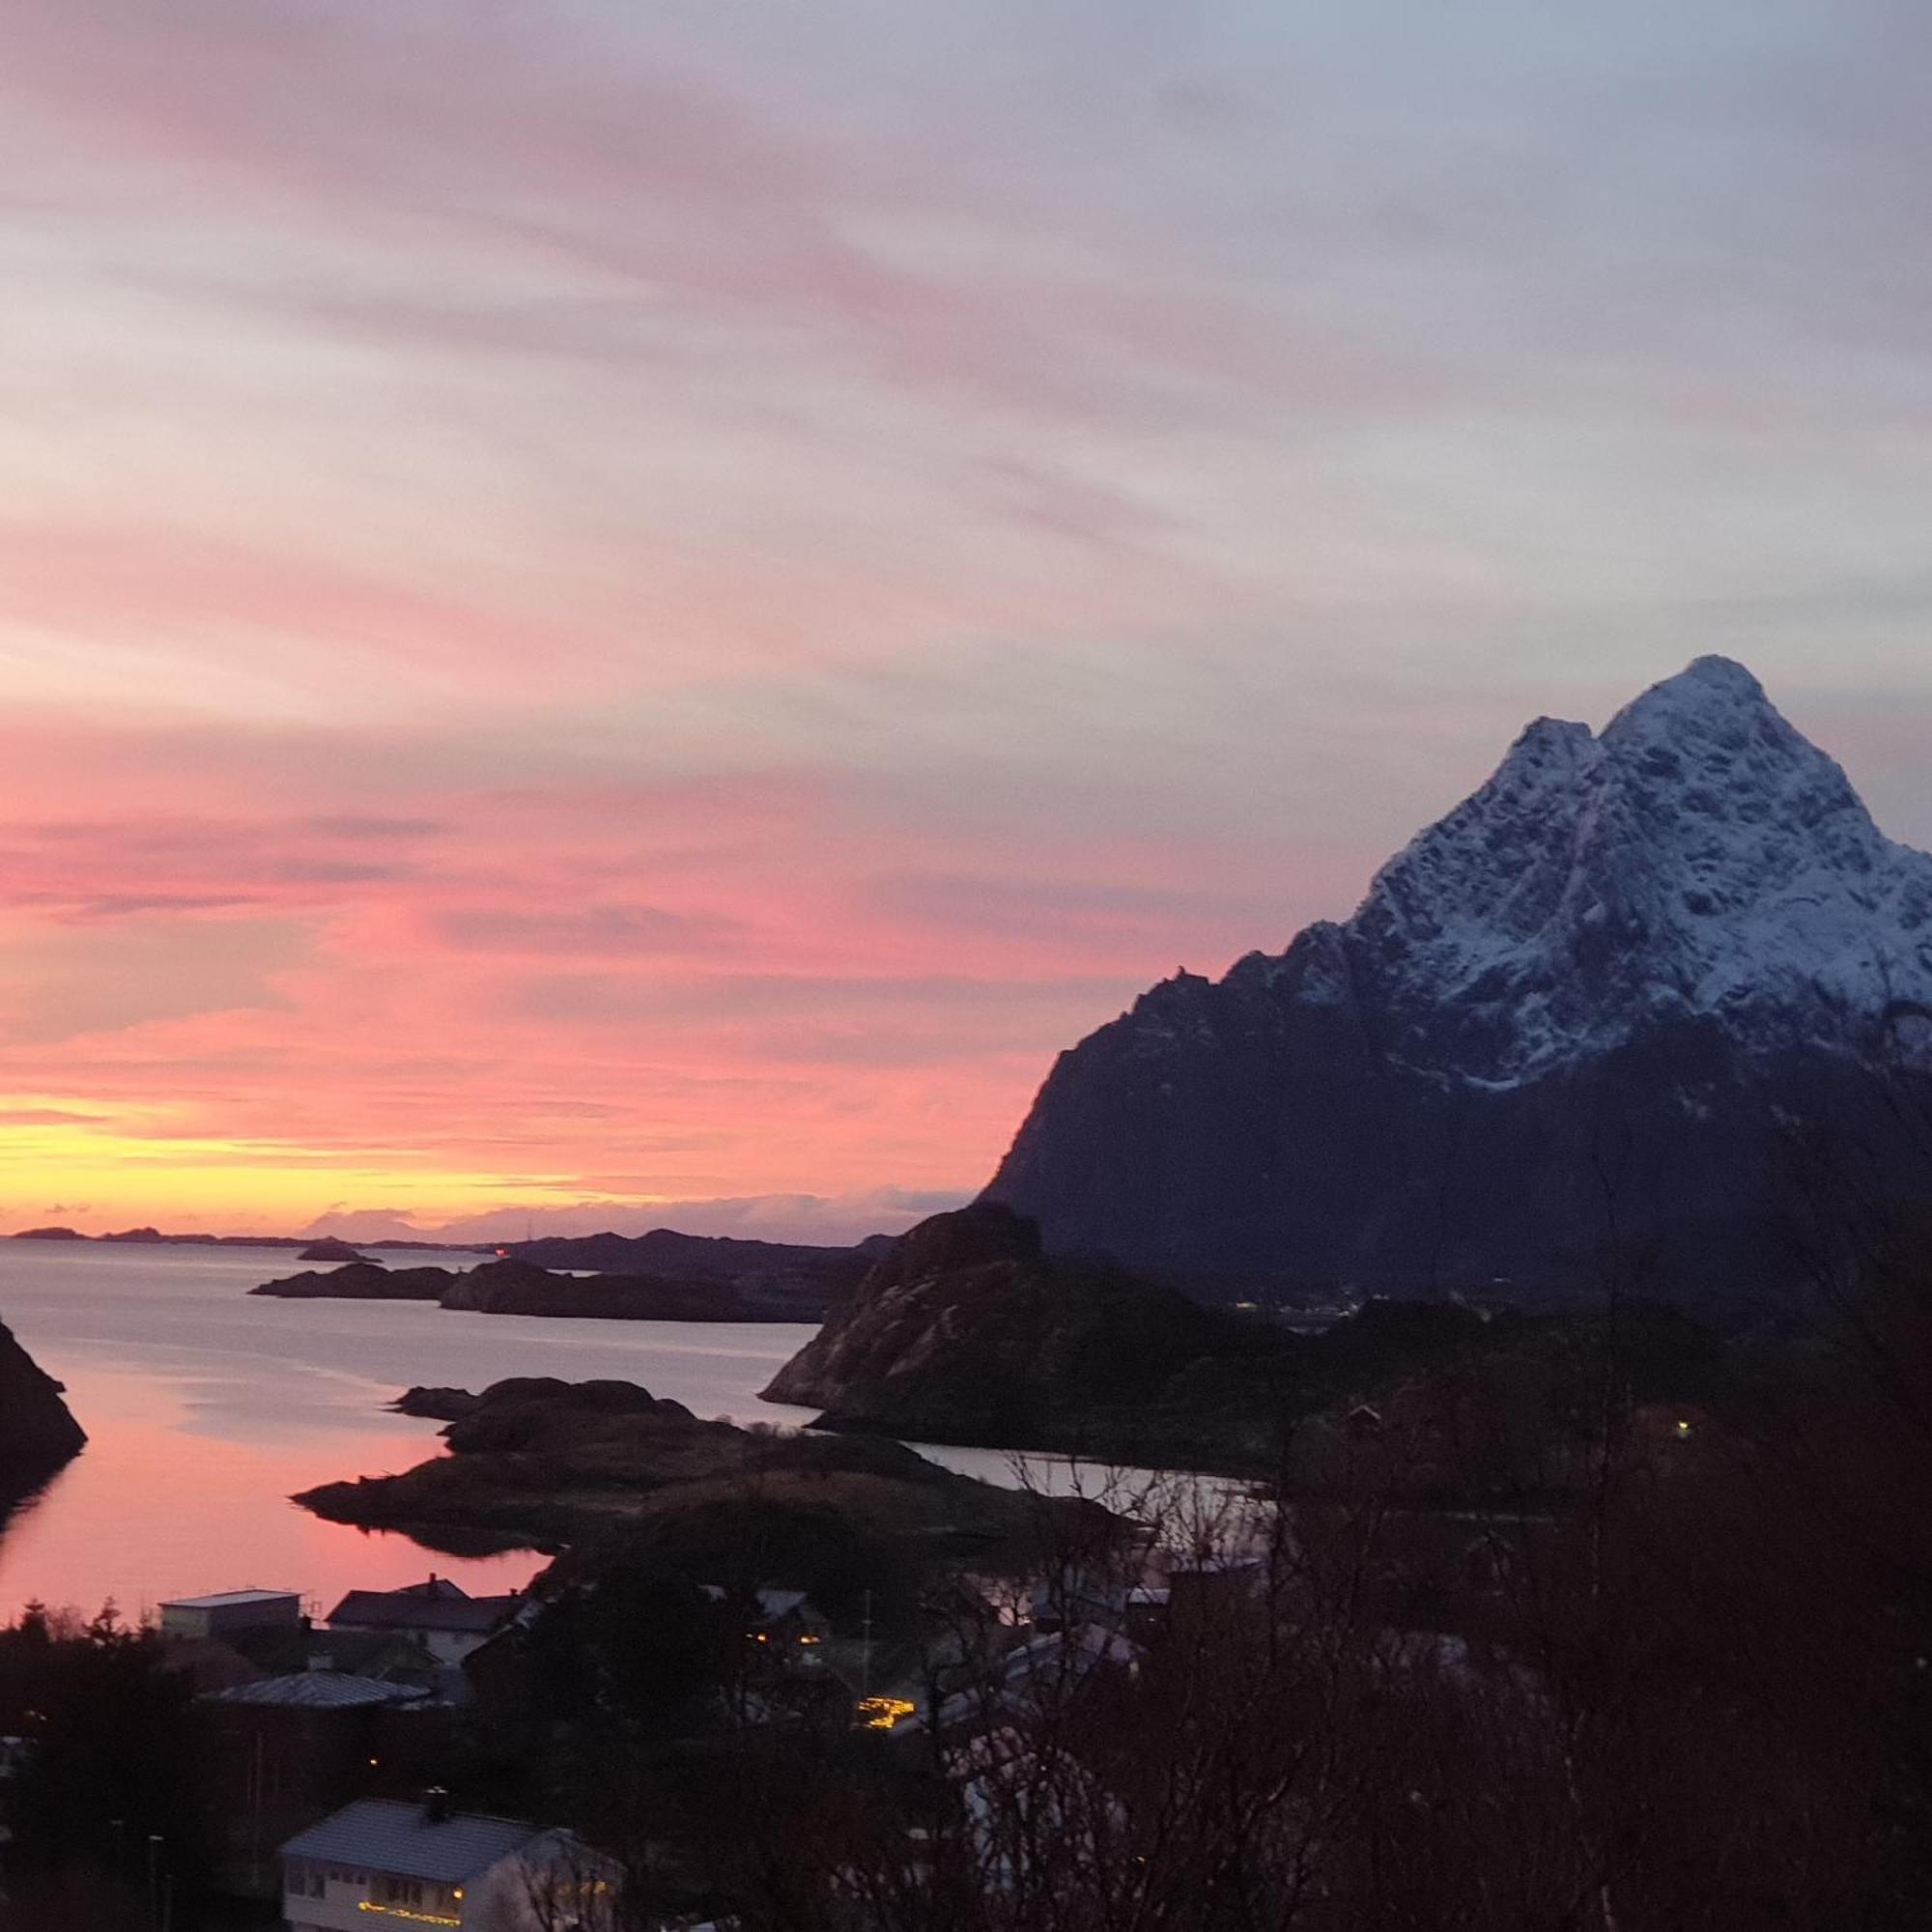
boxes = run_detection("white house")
[278,1794,617,1931]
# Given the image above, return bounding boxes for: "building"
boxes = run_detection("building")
[202,1673,449,1898]
[325,1577,523,1668]
[279,1794,616,1930]
[925,1623,1141,1736]
[157,1588,301,1642]
[164,1612,440,1698]
[716,1586,832,1662]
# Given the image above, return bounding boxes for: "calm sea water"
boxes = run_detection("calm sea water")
[0,1241,830,1621]
[0,1244,1161,1623]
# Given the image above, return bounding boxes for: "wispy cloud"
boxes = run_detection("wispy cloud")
[0,3,1929,1231]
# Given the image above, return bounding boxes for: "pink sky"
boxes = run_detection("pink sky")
[2,3,1931,1239]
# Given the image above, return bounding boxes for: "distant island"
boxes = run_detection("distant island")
[296,1237,369,1263]
[14,1224,900,1278]
[248,1231,889,1324]
[10,1225,492,1253]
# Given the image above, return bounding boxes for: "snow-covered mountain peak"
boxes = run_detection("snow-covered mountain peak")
[1342,659,1932,1083]
[986,656,1932,1293]
[1608,651,1769,723]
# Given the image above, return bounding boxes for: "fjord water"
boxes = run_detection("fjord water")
[0,1241,824,1621]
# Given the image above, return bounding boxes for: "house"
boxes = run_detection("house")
[325,1577,523,1668]
[168,1618,442,1696]
[279,1793,617,1930]
[951,1726,1125,1897]
[158,1581,451,1692]
[745,1588,831,1662]
[266,1624,442,1685]
[925,1623,1141,1736]
[202,1673,451,1898]
[158,1588,302,1642]
[698,1585,832,1663]
[1027,1569,1129,1636]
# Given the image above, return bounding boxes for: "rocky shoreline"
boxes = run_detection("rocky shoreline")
[0,1318,87,1495]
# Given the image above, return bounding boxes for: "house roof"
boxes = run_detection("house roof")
[387,1576,471,1601]
[326,1589,520,1634]
[158,1589,298,1611]
[278,1800,547,1882]
[209,1671,426,1710]
[697,1584,819,1625]
[224,1623,436,1681]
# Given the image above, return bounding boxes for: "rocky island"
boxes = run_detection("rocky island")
[296,1237,369,1263]
[253,1260,457,1300]
[505,1226,888,1282]
[295,1376,1085,1570]
[253,1244,853,1321]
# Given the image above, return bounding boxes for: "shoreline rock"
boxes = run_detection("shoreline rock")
[0,1317,87,1492]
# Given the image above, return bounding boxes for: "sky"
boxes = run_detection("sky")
[2,1,1931,1240]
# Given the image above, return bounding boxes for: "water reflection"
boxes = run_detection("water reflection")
[0,1243,815,1619]
[0,1242,1220,1621]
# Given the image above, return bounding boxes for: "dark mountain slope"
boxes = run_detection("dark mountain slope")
[983,659,1932,1305]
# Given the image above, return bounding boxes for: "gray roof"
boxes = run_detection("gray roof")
[327,1589,521,1634]
[391,1576,470,1600]
[279,1800,547,1882]
[208,1672,426,1710]
[159,1589,298,1610]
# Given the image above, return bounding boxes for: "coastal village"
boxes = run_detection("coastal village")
[21,1499,1285,1931]
[1,1186,1912,1927]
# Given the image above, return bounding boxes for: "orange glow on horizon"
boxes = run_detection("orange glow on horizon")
[0,1103,608,1234]
[9,5,1932,1247]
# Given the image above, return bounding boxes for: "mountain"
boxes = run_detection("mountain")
[983,658,1932,1306]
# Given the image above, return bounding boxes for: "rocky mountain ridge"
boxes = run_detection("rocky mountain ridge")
[983,660,1932,1301]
